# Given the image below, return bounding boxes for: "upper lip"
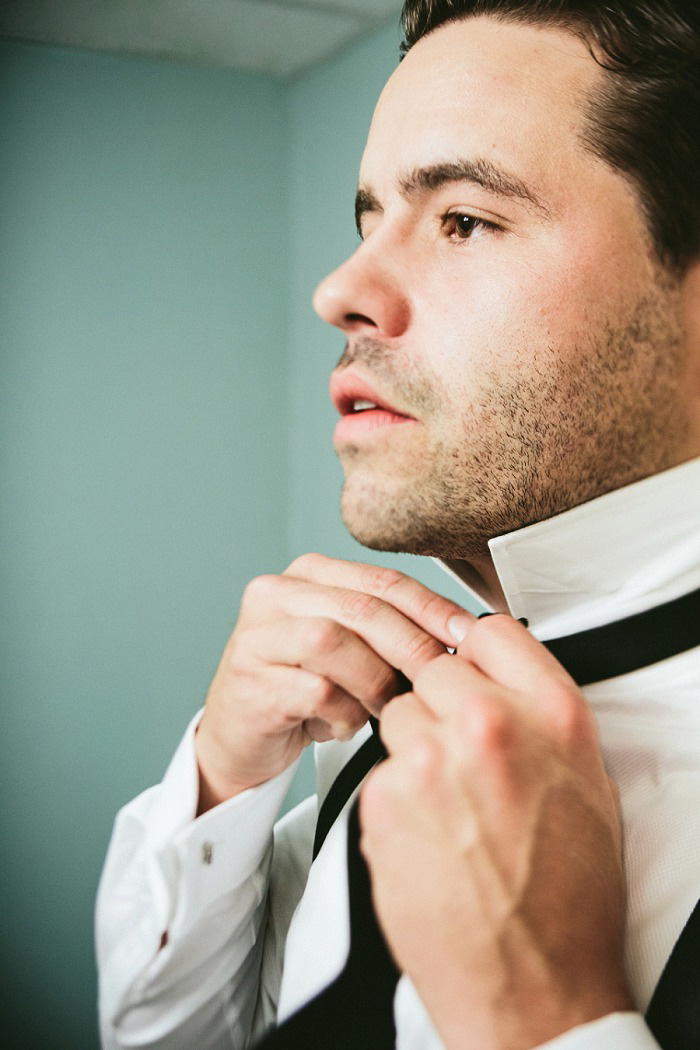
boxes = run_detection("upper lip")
[329,370,414,418]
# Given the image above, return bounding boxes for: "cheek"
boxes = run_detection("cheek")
[411,218,653,384]
[483,243,646,363]
[414,263,524,351]
[414,264,558,379]
[532,199,659,342]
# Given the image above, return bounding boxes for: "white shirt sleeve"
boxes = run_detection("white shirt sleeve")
[536,1012,662,1049]
[95,711,315,1050]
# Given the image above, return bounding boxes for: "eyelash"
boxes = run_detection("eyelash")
[441,211,499,242]
[357,211,501,243]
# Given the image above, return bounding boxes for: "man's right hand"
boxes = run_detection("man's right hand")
[194,553,473,814]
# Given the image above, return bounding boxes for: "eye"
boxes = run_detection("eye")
[441,211,497,242]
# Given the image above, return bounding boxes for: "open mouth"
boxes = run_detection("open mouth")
[329,371,416,440]
[330,372,414,419]
[350,398,382,413]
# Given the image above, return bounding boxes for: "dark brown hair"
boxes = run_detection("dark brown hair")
[400,1,700,272]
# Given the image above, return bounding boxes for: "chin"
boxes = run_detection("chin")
[340,496,450,558]
[339,480,496,561]
[341,510,407,553]
[340,496,424,555]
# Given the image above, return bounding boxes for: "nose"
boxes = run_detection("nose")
[312,241,410,339]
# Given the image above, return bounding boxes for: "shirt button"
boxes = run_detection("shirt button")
[201,841,213,865]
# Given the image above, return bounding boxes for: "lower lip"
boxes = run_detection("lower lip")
[334,409,416,442]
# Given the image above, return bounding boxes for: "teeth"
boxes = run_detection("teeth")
[352,399,378,412]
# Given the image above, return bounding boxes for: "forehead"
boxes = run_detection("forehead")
[360,17,602,200]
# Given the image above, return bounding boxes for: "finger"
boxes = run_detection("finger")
[413,649,596,772]
[257,664,371,740]
[241,617,399,715]
[284,553,474,648]
[359,728,447,844]
[454,614,578,698]
[409,657,540,815]
[256,574,450,681]
[378,691,437,755]
[412,652,509,724]
[454,620,599,760]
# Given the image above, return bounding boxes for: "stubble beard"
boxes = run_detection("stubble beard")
[337,285,689,561]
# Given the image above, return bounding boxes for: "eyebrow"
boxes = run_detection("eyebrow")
[355,157,550,235]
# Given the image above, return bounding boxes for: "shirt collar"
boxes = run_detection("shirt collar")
[436,457,700,640]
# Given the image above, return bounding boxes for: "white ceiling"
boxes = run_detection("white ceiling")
[0,0,404,79]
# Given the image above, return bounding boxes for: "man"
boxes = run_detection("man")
[96,2,700,1048]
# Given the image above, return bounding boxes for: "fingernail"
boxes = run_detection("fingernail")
[448,614,471,643]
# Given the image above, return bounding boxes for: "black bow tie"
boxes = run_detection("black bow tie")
[255,585,700,1050]
[543,586,700,686]
[311,584,700,860]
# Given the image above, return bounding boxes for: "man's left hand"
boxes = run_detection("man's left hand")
[359,614,634,1050]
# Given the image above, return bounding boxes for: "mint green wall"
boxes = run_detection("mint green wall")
[0,40,289,1048]
[0,22,481,1049]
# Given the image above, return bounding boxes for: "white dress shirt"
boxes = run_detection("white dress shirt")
[96,458,700,1050]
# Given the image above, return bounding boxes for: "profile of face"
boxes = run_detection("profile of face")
[313,16,698,562]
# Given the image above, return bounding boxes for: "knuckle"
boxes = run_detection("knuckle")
[404,732,442,784]
[241,574,278,608]
[412,587,451,625]
[302,718,334,744]
[366,667,397,706]
[552,685,591,746]
[306,673,336,707]
[302,617,344,658]
[360,565,406,598]
[346,706,370,731]
[404,629,443,666]
[225,641,250,674]
[339,588,380,624]
[469,700,513,756]
[316,693,365,734]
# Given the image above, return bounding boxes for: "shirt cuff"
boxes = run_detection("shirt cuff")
[144,710,301,940]
[537,1013,661,1049]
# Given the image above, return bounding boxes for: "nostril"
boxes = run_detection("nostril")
[345,312,376,327]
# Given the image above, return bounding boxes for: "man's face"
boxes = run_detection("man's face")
[313,17,693,560]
